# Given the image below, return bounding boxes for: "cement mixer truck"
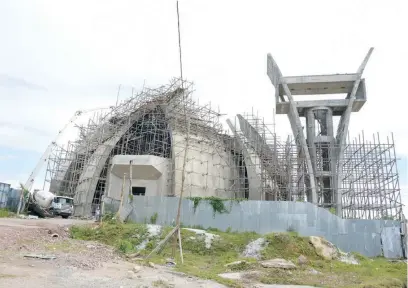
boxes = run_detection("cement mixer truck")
[28,190,73,218]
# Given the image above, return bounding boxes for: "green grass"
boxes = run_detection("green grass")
[0,208,13,218]
[70,220,149,254]
[151,279,172,287]
[0,273,18,278]
[70,222,407,288]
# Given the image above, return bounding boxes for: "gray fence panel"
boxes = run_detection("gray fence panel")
[0,191,7,208]
[381,226,403,258]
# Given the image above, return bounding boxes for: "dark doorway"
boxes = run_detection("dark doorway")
[132,186,146,196]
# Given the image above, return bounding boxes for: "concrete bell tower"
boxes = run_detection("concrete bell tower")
[266,48,374,216]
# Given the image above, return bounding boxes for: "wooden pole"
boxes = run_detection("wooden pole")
[172,1,188,263]
[178,225,184,264]
[117,173,127,220]
[146,225,179,259]
[148,0,186,264]
[129,160,133,198]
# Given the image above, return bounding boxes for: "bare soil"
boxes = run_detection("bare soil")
[0,217,227,288]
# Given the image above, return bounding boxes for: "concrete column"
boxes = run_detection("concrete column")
[305,107,336,208]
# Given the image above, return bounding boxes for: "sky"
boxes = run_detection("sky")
[0,0,407,214]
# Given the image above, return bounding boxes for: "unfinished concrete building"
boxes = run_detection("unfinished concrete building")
[46,79,270,216]
[44,50,403,220]
[267,48,402,219]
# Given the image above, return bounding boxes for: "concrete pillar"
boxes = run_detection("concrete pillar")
[305,107,336,209]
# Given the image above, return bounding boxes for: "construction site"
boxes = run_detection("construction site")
[37,48,403,221]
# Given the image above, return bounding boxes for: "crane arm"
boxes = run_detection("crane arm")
[24,110,83,192]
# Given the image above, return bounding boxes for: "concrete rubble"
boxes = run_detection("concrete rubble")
[182,228,219,249]
[136,224,162,251]
[242,237,266,259]
[218,271,261,280]
[260,258,297,269]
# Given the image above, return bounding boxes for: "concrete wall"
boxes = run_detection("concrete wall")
[106,196,404,258]
[172,131,243,199]
[107,155,170,200]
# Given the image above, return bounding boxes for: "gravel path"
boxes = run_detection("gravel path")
[0,218,227,288]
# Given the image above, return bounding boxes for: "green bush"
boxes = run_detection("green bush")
[0,208,13,218]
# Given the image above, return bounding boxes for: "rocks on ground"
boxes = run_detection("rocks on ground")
[297,254,308,265]
[182,228,219,248]
[218,271,261,280]
[309,236,338,260]
[0,218,229,288]
[260,258,297,269]
[136,224,162,251]
[338,252,359,265]
[242,238,266,259]
[224,260,247,267]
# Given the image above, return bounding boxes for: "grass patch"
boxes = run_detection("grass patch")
[0,273,18,278]
[45,240,77,252]
[261,232,318,260]
[150,213,158,224]
[70,221,149,254]
[0,208,13,218]
[70,222,407,288]
[152,279,172,287]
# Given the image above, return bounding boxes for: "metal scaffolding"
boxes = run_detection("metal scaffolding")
[43,78,403,220]
[341,132,402,220]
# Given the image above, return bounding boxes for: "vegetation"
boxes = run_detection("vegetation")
[187,196,247,217]
[70,222,407,288]
[0,208,13,218]
[150,212,158,224]
[152,279,172,287]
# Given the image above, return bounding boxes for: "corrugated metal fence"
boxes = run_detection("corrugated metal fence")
[0,182,22,212]
[104,196,405,259]
[0,182,11,209]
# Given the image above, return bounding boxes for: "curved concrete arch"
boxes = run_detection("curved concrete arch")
[236,114,286,182]
[226,119,262,200]
[74,102,164,216]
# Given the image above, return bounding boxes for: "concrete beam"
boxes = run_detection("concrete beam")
[280,74,358,96]
[335,47,374,217]
[276,99,366,115]
[267,53,285,103]
[282,74,358,84]
[111,155,166,180]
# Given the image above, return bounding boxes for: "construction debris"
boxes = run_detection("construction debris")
[24,254,56,260]
[242,238,266,259]
[260,259,297,269]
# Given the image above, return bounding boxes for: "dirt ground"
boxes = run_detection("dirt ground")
[0,217,228,288]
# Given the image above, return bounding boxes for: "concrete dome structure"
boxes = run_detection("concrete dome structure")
[49,79,287,216]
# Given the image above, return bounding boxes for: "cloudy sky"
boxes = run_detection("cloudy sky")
[0,0,407,214]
